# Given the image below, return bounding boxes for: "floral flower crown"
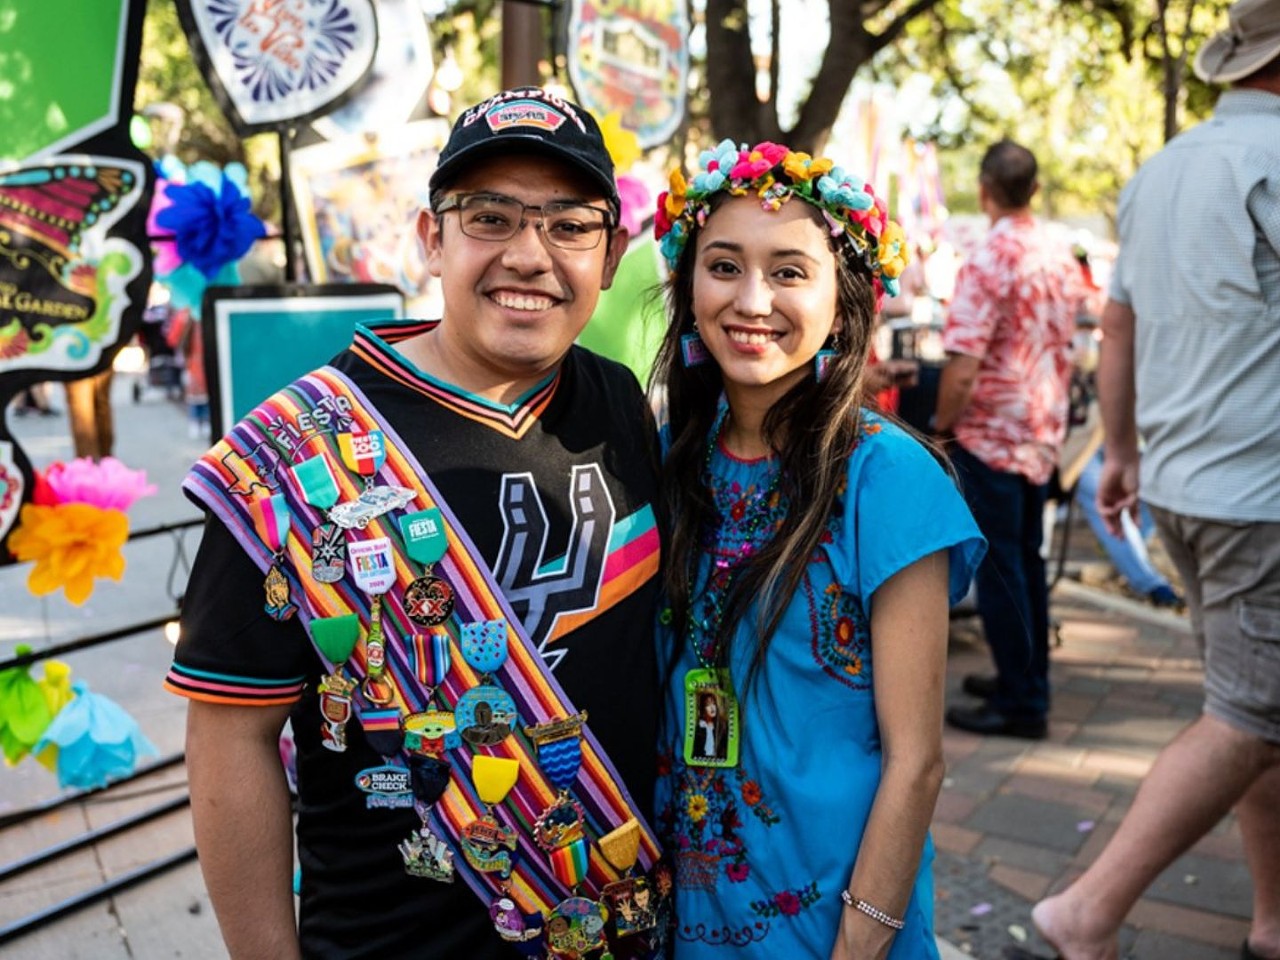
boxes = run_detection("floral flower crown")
[654,140,910,299]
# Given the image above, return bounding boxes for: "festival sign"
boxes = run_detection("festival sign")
[176,0,379,134]
[565,0,690,148]
[0,0,154,558]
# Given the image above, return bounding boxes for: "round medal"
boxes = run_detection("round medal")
[455,685,519,746]
[404,576,455,627]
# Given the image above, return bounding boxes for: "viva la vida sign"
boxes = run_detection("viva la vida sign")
[177,0,378,134]
[566,0,689,149]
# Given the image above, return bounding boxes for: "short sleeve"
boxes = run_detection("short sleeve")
[832,421,986,607]
[1108,182,1136,306]
[164,516,314,705]
[942,256,1001,359]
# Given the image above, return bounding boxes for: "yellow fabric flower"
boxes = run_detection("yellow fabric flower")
[596,111,641,174]
[878,221,911,279]
[8,503,129,606]
[686,793,708,822]
[782,152,834,182]
[665,168,688,219]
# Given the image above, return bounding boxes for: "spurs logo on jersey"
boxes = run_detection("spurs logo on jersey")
[495,464,614,671]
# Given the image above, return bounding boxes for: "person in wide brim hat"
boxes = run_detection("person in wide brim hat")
[1193,0,1280,83]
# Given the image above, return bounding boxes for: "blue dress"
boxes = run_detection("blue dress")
[657,413,985,958]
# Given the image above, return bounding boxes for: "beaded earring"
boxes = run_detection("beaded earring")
[681,323,711,367]
[814,329,842,381]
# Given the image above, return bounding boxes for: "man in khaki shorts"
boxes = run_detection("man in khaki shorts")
[1031,2,1280,957]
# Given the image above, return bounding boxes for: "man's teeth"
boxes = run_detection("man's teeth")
[493,292,555,311]
[728,330,775,345]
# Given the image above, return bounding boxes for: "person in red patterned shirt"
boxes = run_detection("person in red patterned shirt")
[934,140,1086,739]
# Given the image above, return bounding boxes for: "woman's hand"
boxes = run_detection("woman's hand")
[829,903,894,960]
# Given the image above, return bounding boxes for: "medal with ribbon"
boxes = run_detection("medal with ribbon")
[456,621,517,746]
[348,537,397,706]
[399,509,455,627]
[338,428,386,489]
[255,493,297,621]
[525,714,590,879]
[460,755,521,880]
[312,614,360,752]
[291,454,345,584]
[404,633,456,755]
[399,753,455,882]
[598,819,657,938]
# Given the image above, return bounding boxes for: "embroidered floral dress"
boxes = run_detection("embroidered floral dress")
[656,414,985,958]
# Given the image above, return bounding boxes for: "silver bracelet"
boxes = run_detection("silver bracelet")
[840,890,905,930]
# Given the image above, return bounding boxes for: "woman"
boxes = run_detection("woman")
[651,141,985,959]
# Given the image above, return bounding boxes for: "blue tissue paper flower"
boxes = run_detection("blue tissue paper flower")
[155,174,266,279]
[34,681,158,790]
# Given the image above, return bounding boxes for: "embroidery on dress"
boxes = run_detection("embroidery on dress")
[806,575,873,691]
[750,882,822,919]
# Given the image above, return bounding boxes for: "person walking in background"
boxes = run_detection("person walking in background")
[652,140,984,959]
[934,140,1087,740]
[1032,2,1280,956]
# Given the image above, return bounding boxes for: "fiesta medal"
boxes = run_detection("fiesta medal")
[400,753,455,881]
[400,509,456,626]
[337,428,386,486]
[545,896,610,959]
[312,614,360,752]
[310,522,346,583]
[460,756,521,879]
[255,494,296,621]
[292,454,344,583]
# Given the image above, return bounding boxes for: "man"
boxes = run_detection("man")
[166,87,664,958]
[934,140,1085,740]
[1032,2,1280,956]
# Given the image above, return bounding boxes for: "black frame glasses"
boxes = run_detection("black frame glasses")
[435,193,614,250]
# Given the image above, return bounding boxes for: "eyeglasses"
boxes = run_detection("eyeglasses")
[435,193,614,250]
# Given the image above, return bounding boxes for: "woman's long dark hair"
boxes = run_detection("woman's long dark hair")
[651,195,880,693]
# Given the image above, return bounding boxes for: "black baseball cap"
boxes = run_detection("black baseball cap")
[429,87,620,216]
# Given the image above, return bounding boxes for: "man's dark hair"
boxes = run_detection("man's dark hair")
[979,139,1039,209]
[1247,49,1280,82]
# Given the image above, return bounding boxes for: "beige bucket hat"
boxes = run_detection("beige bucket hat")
[1193,0,1280,83]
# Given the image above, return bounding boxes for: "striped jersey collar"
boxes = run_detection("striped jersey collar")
[349,318,560,439]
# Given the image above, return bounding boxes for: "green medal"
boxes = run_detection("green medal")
[399,509,455,627]
[312,614,361,753]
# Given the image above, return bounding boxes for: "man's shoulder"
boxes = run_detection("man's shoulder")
[565,344,646,403]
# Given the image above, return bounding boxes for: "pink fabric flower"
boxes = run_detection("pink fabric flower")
[45,458,157,512]
[147,177,183,276]
[726,862,750,883]
[616,174,652,239]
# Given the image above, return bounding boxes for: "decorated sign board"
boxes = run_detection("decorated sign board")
[565,0,690,148]
[175,0,379,135]
[204,283,404,437]
[0,0,154,558]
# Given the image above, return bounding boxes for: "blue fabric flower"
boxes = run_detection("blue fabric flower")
[33,681,158,790]
[155,173,266,279]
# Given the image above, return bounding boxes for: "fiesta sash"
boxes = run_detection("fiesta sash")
[183,366,662,918]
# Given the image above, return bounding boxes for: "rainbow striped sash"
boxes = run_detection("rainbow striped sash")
[184,367,662,921]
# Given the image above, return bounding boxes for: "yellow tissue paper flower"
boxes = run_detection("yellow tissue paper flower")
[8,503,129,606]
[33,660,74,772]
[596,111,641,174]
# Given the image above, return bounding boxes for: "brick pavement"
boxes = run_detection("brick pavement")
[933,582,1254,960]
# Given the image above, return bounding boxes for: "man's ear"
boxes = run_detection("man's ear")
[419,208,444,278]
[600,226,630,290]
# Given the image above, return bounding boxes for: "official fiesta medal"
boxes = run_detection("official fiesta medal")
[399,509,455,627]
[399,753,455,882]
[456,620,518,746]
[311,614,361,752]
[525,715,590,881]
[460,755,521,880]
[256,494,297,621]
[291,454,345,583]
[349,537,396,705]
